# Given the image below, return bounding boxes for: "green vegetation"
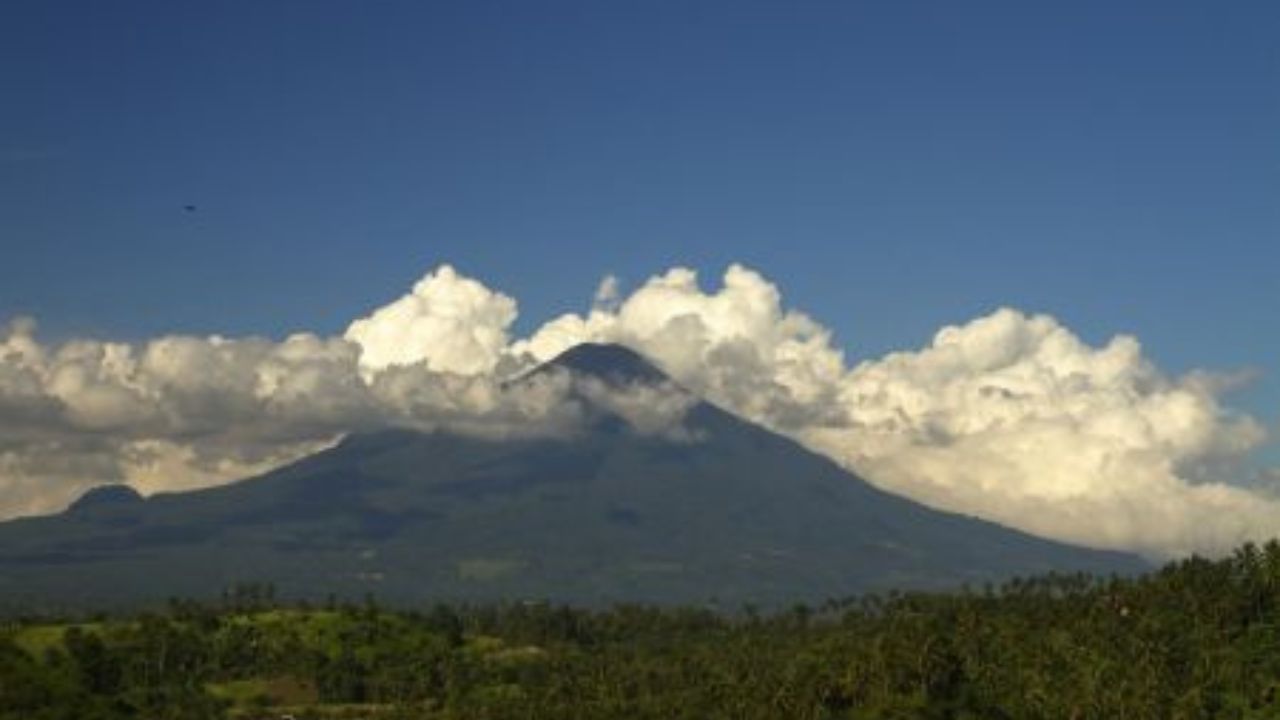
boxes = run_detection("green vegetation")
[7,541,1280,718]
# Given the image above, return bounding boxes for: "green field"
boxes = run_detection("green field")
[6,543,1280,718]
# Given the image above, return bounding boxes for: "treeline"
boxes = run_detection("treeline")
[6,542,1280,718]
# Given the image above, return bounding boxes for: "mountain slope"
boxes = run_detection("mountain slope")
[0,344,1145,610]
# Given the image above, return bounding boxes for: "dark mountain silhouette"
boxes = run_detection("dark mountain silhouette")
[536,342,674,386]
[0,344,1145,610]
[66,484,144,514]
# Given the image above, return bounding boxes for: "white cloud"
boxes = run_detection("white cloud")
[568,374,701,442]
[120,437,333,498]
[516,266,1280,559]
[514,264,849,431]
[593,274,621,312]
[0,268,696,518]
[344,265,517,376]
[804,309,1275,557]
[2,263,1278,559]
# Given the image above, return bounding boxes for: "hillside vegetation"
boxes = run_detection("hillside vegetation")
[5,542,1280,719]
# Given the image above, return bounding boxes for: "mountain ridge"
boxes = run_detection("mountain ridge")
[0,342,1146,611]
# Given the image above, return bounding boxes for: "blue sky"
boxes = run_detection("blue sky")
[3,1,1277,447]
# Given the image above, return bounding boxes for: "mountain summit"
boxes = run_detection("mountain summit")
[524,338,675,389]
[542,342,672,385]
[0,343,1144,610]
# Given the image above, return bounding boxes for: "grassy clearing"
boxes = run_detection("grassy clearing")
[210,675,319,714]
[12,621,107,657]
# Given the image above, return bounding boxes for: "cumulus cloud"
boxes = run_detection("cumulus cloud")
[515,266,1280,559]
[514,265,849,431]
[568,374,701,442]
[0,271,694,518]
[2,263,1278,558]
[593,274,622,312]
[344,265,517,376]
[811,310,1275,558]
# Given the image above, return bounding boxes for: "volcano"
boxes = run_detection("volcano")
[0,343,1144,610]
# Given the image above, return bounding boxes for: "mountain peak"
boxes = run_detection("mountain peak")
[543,343,672,386]
[0,337,1146,609]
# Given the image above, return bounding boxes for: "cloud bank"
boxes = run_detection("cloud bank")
[2,264,1276,558]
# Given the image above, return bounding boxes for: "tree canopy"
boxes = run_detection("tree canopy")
[6,542,1280,718]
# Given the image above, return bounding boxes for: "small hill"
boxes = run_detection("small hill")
[66,484,144,514]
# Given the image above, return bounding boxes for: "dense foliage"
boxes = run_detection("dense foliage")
[6,542,1280,718]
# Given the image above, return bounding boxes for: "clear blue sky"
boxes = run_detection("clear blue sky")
[2,1,1277,449]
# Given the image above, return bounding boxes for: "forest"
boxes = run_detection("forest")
[5,542,1280,719]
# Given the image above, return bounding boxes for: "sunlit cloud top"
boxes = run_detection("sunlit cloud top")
[1,264,1276,559]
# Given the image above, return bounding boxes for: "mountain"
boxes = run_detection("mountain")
[0,344,1145,610]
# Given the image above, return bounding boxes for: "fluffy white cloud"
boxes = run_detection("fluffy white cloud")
[514,265,849,431]
[810,310,1275,557]
[516,266,1280,558]
[2,263,1277,559]
[0,272,690,518]
[570,375,701,442]
[344,265,517,376]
